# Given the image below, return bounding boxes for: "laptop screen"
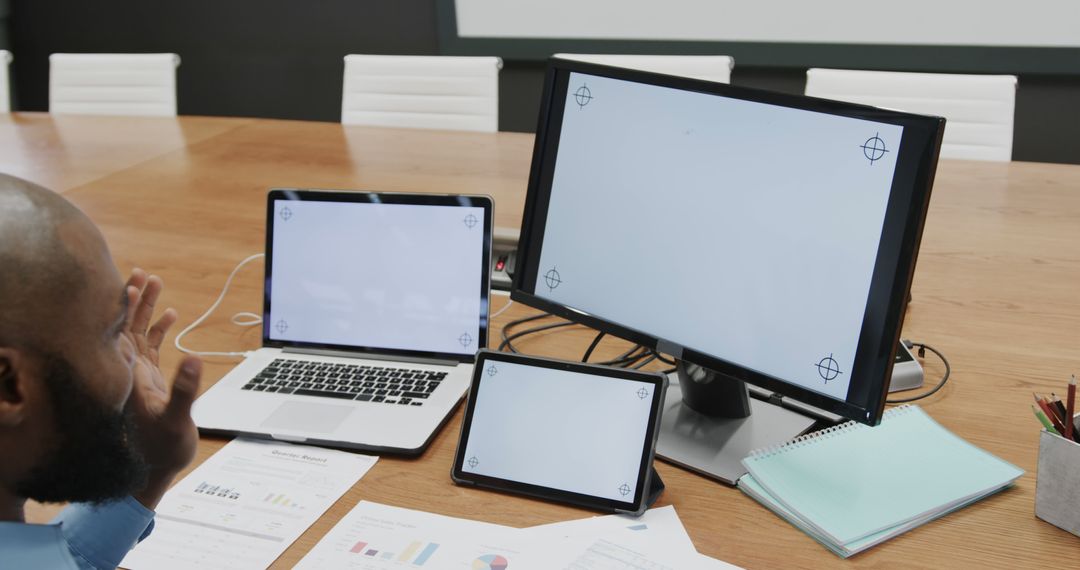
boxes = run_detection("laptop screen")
[264,190,491,361]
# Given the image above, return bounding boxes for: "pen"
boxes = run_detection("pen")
[1067,375,1076,442]
[1034,394,1067,434]
[1033,405,1061,436]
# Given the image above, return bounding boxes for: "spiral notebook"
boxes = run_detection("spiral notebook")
[737,405,1023,558]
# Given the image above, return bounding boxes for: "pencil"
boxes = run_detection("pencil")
[1033,405,1061,436]
[1067,375,1076,441]
[1034,395,1067,433]
[1050,393,1068,424]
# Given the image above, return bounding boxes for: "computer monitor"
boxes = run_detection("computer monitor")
[510,59,944,484]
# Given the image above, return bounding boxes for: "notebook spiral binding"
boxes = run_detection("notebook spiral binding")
[747,404,914,460]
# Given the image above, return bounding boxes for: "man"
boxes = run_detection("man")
[0,173,202,569]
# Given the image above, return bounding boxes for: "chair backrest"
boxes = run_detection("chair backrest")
[341,55,502,132]
[805,68,1017,162]
[0,50,12,113]
[49,53,181,117]
[553,54,734,84]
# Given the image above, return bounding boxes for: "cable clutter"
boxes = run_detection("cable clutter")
[498,312,676,374]
[499,313,951,406]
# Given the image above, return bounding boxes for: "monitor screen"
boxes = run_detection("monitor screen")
[512,61,943,424]
[265,190,491,361]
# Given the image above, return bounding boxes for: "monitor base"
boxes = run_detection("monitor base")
[655,375,817,486]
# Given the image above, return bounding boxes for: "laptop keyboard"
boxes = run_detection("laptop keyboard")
[241,358,448,407]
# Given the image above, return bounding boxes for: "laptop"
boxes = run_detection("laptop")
[192,189,493,456]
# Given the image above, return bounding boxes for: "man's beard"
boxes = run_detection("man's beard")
[16,353,148,504]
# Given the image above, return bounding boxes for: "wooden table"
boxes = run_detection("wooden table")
[5,113,1078,568]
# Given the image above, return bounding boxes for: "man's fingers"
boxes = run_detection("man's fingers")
[147,308,178,351]
[166,356,202,421]
[123,269,147,325]
[125,268,148,294]
[130,275,164,336]
[123,285,140,330]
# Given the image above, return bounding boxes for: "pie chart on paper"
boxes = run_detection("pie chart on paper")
[472,554,509,570]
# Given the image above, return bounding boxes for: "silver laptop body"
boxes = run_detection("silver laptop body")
[192,189,493,455]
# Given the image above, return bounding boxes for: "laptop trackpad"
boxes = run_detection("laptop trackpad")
[260,401,354,434]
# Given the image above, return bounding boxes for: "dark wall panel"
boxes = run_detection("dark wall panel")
[1013,75,1080,164]
[497,61,546,133]
[10,0,439,121]
[0,0,9,50]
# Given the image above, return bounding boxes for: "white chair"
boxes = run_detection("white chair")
[0,50,12,113]
[49,53,181,117]
[805,68,1018,162]
[341,55,502,132]
[553,54,734,84]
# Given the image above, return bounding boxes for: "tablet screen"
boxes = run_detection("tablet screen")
[454,352,665,512]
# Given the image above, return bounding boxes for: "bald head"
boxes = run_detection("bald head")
[0,174,92,351]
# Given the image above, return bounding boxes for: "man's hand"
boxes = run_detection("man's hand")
[122,269,202,510]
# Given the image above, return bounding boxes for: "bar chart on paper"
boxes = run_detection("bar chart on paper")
[121,439,376,570]
[344,538,441,565]
[295,501,523,570]
[262,492,307,510]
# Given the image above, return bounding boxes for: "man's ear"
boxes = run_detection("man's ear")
[0,348,29,426]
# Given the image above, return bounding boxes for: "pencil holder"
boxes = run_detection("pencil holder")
[1035,430,1080,537]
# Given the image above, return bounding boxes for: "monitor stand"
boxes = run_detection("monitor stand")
[655,361,818,486]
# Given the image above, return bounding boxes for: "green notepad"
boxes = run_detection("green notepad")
[738,405,1023,557]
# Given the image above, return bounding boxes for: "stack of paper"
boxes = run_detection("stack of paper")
[738,405,1023,557]
[296,501,743,569]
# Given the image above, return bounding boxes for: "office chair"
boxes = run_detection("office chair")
[553,54,734,84]
[49,53,181,117]
[341,55,502,132]
[0,50,12,113]
[805,68,1018,162]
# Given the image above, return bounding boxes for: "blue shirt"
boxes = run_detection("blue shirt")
[0,496,154,570]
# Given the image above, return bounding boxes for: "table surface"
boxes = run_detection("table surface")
[4,113,1078,569]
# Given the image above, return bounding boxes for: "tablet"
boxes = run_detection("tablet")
[451,350,667,515]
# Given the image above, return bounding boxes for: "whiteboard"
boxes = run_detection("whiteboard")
[454,0,1080,48]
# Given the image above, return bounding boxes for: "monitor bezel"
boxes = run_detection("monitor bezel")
[511,59,944,425]
[264,188,492,364]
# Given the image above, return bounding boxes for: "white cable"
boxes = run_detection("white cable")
[174,253,264,357]
[231,312,262,326]
[491,299,514,320]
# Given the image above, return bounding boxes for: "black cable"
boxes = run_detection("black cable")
[596,344,646,366]
[631,355,658,369]
[498,312,557,352]
[886,342,951,404]
[581,330,660,368]
[500,314,649,366]
[498,312,670,371]
[605,344,647,363]
[499,321,577,353]
[582,331,606,363]
[596,347,648,368]
[652,351,676,366]
[501,312,550,333]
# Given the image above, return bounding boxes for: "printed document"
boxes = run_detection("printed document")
[121,438,376,569]
[294,501,525,569]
